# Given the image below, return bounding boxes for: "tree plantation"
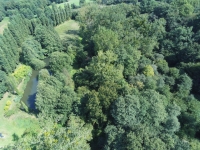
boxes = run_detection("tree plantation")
[1,0,200,149]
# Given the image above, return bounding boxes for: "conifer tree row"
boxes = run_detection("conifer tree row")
[0,0,72,98]
[0,2,72,73]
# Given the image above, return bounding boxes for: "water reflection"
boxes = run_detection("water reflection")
[20,58,49,110]
[21,70,38,110]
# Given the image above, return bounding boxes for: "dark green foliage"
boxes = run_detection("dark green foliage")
[22,38,46,70]
[1,0,49,18]
[0,70,7,98]
[36,69,63,118]
[52,3,61,25]
[75,2,200,149]
[35,25,63,54]
[64,4,71,19]
[112,90,168,128]
[0,36,16,72]
[36,69,77,123]
[107,90,185,149]
[19,8,34,19]
[176,73,192,98]
[84,90,105,124]
[111,95,141,128]
[92,26,119,54]
[2,0,200,149]
[74,50,124,89]
[0,47,13,73]
[3,29,19,63]
[39,12,50,26]
[8,15,31,46]
[5,75,18,94]
[49,51,72,73]
[104,125,126,150]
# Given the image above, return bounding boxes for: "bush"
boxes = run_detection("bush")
[4,105,10,111]
[6,100,12,106]
[12,65,32,82]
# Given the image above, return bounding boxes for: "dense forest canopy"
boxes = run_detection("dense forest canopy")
[1,0,200,149]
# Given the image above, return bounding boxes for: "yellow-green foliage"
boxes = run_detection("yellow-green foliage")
[12,65,32,82]
[6,100,12,106]
[143,65,154,76]
[4,106,10,111]
[136,81,144,89]
[4,100,12,112]
[190,139,200,150]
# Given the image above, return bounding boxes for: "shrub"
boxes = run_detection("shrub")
[4,105,10,111]
[6,100,12,106]
[12,65,32,82]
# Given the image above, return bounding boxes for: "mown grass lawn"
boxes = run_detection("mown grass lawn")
[50,0,93,8]
[0,66,40,148]
[55,19,79,39]
[0,92,39,148]
[0,17,9,34]
[55,19,81,78]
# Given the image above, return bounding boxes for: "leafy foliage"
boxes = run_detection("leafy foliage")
[2,0,200,149]
[12,65,32,82]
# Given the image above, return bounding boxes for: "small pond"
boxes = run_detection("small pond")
[20,58,49,110]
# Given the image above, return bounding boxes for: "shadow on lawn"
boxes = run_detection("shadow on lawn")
[65,29,79,35]
[12,133,19,141]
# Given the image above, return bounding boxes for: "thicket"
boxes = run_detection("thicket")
[0,0,72,98]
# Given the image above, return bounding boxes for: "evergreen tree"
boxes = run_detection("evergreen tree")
[22,38,46,70]
[3,29,19,62]
[0,36,16,70]
[0,70,7,98]
[52,3,61,25]
[0,47,13,73]
[35,25,63,54]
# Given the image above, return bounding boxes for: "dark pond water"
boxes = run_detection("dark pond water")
[20,58,49,110]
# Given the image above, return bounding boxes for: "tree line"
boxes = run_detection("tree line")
[0,1,71,98]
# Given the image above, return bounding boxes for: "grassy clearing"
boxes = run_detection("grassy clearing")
[0,65,39,148]
[55,19,79,39]
[50,0,93,8]
[0,92,39,148]
[55,19,80,78]
[0,17,9,34]
[58,0,80,7]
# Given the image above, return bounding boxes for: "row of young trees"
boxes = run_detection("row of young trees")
[0,1,71,71]
[0,0,49,21]
[0,1,72,98]
[0,0,72,22]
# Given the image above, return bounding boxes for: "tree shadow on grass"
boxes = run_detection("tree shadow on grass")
[12,133,19,141]
[65,29,79,35]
